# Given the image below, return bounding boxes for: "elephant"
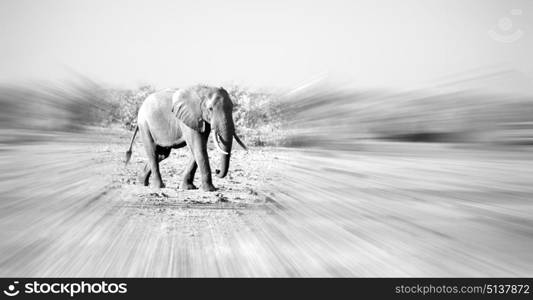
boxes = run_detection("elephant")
[124,85,247,191]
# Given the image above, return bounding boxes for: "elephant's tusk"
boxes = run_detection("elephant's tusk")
[213,132,229,155]
[233,133,248,151]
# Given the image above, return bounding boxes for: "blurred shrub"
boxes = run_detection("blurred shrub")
[281,84,533,148]
[0,79,112,144]
[5,77,532,149]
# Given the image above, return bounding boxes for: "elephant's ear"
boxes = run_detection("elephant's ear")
[171,89,206,132]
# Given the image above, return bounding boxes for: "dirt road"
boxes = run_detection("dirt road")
[1,127,533,276]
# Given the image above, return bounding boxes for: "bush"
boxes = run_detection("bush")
[104,85,156,130]
[103,84,283,147]
[226,86,283,146]
[0,79,112,133]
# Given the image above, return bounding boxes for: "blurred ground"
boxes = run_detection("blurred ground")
[1,126,532,276]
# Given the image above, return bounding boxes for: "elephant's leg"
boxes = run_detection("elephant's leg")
[187,133,216,192]
[141,147,171,186]
[195,147,215,192]
[140,163,151,186]
[140,129,165,189]
[181,157,198,190]
[140,148,170,186]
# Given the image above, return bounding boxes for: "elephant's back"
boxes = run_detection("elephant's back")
[138,89,183,147]
[138,88,177,122]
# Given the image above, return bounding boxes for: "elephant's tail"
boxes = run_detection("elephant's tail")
[125,125,139,165]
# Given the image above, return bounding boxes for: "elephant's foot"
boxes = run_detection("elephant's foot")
[181,182,197,190]
[153,179,165,189]
[141,172,151,186]
[201,183,217,192]
[142,177,150,186]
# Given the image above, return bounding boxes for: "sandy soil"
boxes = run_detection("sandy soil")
[1,126,533,276]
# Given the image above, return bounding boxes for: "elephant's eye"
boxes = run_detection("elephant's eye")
[208,107,213,111]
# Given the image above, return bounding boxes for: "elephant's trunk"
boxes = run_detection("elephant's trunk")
[214,124,233,178]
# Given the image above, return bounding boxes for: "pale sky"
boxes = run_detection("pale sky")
[0,0,532,90]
